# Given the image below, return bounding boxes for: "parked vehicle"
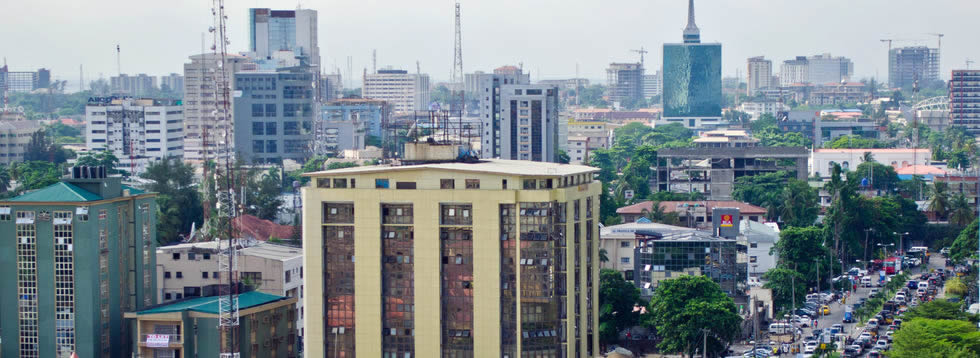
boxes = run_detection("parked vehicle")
[768,323,793,335]
[874,339,889,350]
[843,306,854,323]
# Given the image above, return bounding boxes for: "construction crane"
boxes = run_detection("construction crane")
[927,33,944,51]
[631,47,649,69]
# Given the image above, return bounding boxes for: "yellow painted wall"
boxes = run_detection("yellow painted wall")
[303,166,600,357]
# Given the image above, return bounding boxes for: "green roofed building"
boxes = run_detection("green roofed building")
[124,291,298,358]
[0,167,158,358]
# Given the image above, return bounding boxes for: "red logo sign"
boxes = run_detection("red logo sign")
[720,214,734,227]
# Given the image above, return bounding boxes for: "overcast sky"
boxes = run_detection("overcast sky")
[3,0,978,90]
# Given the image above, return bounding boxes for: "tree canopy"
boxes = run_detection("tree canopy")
[645,275,742,357]
[140,158,203,244]
[887,318,980,358]
[599,269,645,347]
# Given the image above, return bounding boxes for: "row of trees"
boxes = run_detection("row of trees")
[888,300,980,357]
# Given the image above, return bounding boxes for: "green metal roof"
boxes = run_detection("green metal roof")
[136,291,288,315]
[122,184,146,195]
[7,182,103,202]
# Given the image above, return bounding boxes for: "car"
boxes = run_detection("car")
[803,345,816,354]
[941,247,950,256]
[859,331,873,341]
[805,340,818,349]
[792,316,812,327]
[875,339,889,350]
[868,350,883,358]
[867,319,880,329]
[870,288,880,296]
[887,324,899,331]
[831,324,844,334]
[885,331,894,343]
[821,305,831,315]
[843,345,862,357]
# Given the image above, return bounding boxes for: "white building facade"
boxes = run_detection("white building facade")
[362,69,430,114]
[85,98,183,174]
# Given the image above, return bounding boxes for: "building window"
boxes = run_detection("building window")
[213,272,219,279]
[0,206,9,221]
[172,253,180,260]
[203,253,211,260]
[750,242,758,248]
[176,272,183,278]
[265,122,277,135]
[253,140,265,153]
[621,257,630,264]
[396,181,417,190]
[284,121,300,135]
[251,103,265,117]
[620,241,630,248]
[323,203,355,224]
[165,293,172,300]
[441,179,455,189]
[202,272,209,279]
[333,178,348,188]
[242,272,262,282]
[523,179,536,189]
[188,252,196,260]
[164,271,171,279]
[440,204,473,226]
[465,179,480,189]
[265,103,277,117]
[376,179,390,188]
[266,140,278,153]
[502,179,507,189]
[749,256,758,263]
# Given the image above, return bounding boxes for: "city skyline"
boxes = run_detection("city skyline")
[3,0,979,89]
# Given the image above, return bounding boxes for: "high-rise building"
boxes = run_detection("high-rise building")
[643,70,663,99]
[159,73,184,95]
[319,98,389,156]
[85,97,184,174]
[606,63,644,105]
[475,68,530,158]
[779,54,853,86]
[950,69,980,134]
[232,66,315,164]
[476,69,559,162]
[249,8,320,67]
[363,69,430,114]
[0,169,158,358]
[302,158,601,357]
[181,53,251,162]
[110,73,158,96]
[746,56,772,95]
[0,67,49,93]
[889,46,940,89]
[661,0,722,129]
[321,73,343,101]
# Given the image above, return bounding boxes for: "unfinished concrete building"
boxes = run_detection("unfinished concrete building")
[654,147,809,200]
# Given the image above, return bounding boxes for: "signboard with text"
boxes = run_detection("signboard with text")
[145,334,170,348]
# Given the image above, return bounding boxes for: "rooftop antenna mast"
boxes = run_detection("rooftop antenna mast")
[208,0,242,357]
[451,1,464,115]
[116,44,121,77]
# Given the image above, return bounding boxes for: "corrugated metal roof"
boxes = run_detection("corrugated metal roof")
[135,291,287,315]
[6,182,103,202]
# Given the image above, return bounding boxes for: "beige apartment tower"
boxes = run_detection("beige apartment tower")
[302,159,601,357]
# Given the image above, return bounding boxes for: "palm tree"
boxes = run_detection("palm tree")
[949,193,973,227]
[641,201,681,226]
[599,248,609,263]
[927,182,951,221]
[862,151,875,163]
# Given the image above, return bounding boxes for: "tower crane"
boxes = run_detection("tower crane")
[926,33,944,51]
[631,47,649,69]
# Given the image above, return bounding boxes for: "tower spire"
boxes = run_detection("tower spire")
[683,0,701,43]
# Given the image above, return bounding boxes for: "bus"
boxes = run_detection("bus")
[884,257,901,274]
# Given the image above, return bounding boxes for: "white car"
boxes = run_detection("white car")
[860,331,873,341]
[875,339,889,350]
[792,316,812,327]
[805,341,818,350]
[803,345,816,354]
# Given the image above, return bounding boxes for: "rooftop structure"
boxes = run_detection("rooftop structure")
[616,200,768,227]
[810,148,932,177]
[654,147,809,200]
[249,8,320,66]
[693,129,759,148]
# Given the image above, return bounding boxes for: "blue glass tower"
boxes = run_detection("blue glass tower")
[662,0,722,129]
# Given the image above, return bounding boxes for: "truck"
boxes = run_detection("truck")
[843,306,854,323]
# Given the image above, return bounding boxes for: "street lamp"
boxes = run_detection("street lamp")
[864,228,875,267]
[892,231,909,255]
[876,243,895,260]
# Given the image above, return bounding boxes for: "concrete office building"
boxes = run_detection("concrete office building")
[249,8,320,67]
[110,74,157,97]
[606,63,644,105]
[616,200,768,228]
[0,169,158,358]
[496,85,560,162]
[318,99,389,156]
[363,69,430,114]
[565,121,613,165]
[810,148,931,177]
[741,219,779,278]
[661,0,722,129]
[0,119,41,164]
[950,69,980,134]
[125,291,298,358]
[778,111,878,148]
[85,98,184,174]
[159,73,184,95]
[738,101,788,121]
[0,67,50,93]
[302,157,601,357]
[746,56,772,95]
[232,67,315,164]
[654,147,809,200]
[321,73,344,101]
[889,46,940,89]
[779,54,854,86]
[182,53,251,162]
[155,241,306,340]
[643,70,663,99]
[476,68,531,159]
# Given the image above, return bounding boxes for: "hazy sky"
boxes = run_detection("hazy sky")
[3,0,978,90]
